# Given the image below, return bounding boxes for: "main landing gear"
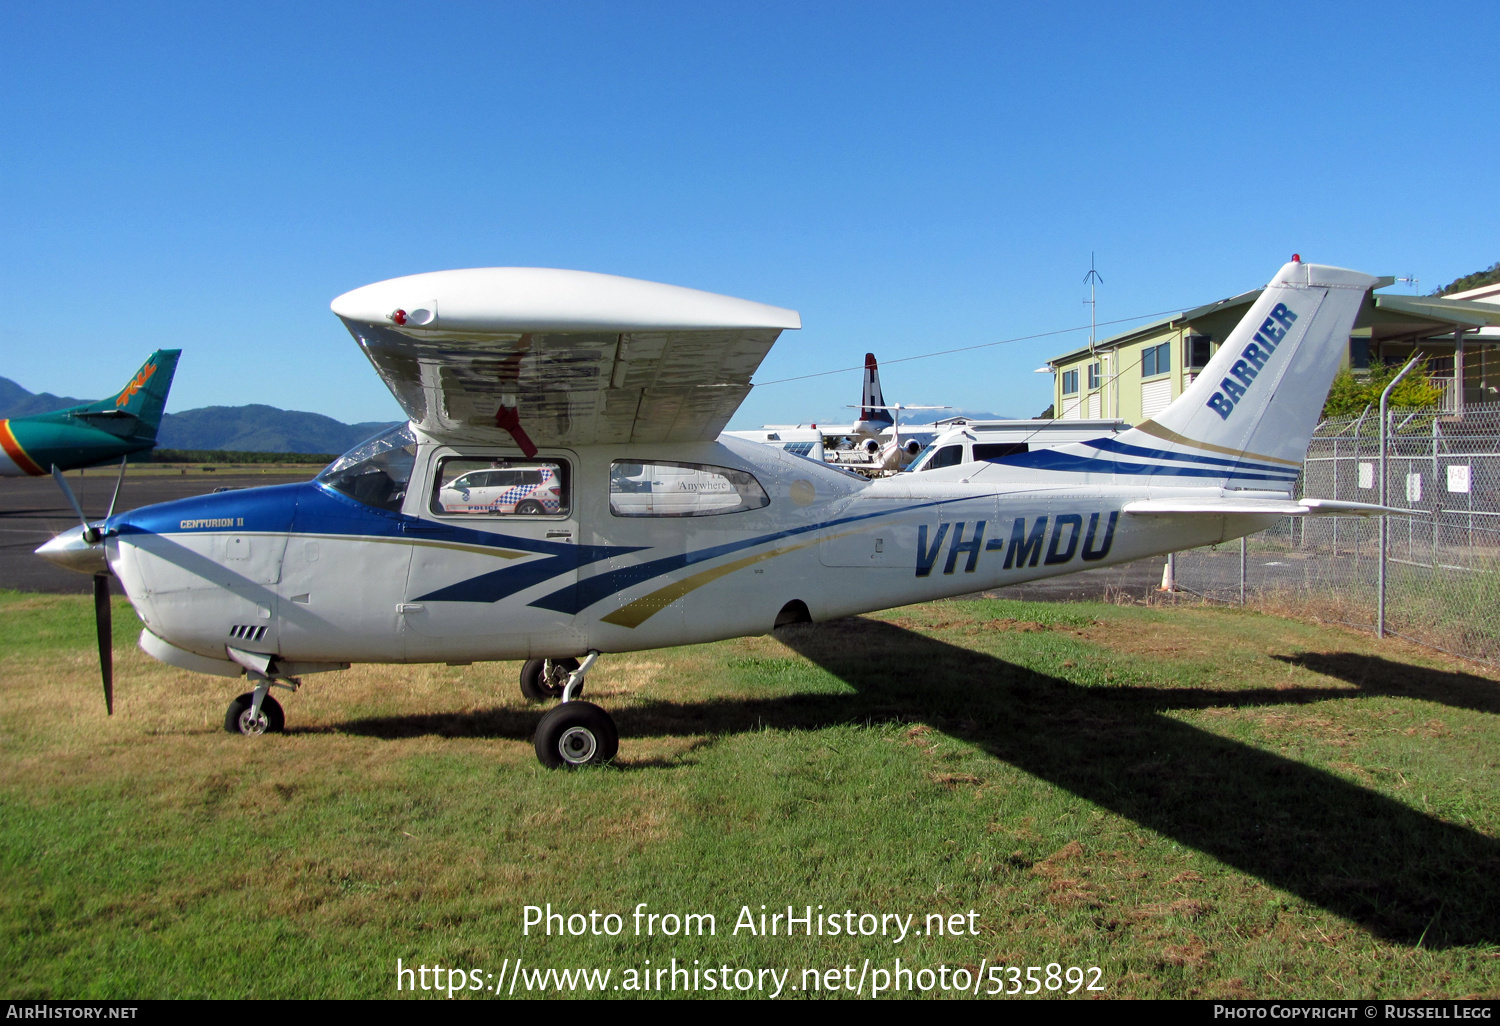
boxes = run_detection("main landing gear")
[519,657,581,701]
[526,652,617,769]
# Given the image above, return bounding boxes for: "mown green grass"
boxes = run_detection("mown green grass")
[1,590,1497,999]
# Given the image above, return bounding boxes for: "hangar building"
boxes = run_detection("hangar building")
[1047,276,1500,422]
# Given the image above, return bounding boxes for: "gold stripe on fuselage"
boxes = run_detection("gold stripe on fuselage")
[599,526,878,629]
[1132,418,1303,468]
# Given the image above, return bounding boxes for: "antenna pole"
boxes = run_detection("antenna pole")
[1083,254,1104,415]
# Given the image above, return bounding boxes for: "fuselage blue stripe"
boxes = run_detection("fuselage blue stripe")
[989,448,1298,482]
[524,497,972,615]
[1082,437,1299,475]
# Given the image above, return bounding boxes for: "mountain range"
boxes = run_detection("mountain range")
[0,376,1030,456]
[0,377,399,455]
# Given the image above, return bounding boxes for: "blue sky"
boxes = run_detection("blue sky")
[3,2,1495,430]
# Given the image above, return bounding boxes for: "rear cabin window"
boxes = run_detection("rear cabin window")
[610,461,770,517]
[431,457,571,517]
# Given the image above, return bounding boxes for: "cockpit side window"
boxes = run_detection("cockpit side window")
[316,425,417,513]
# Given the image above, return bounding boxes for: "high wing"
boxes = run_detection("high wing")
[330,268,800,447]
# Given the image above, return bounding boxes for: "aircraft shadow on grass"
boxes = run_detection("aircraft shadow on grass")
[335,617,1500,948]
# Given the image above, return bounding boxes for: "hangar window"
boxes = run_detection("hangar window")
[610,461,769,517]
[1349,337,1370,370]
[1187,334,1213,370]
[430,457,571,517]
[1141,342,1172,378]
[317,424,417,513]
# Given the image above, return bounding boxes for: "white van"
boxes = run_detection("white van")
[906,418,1127,472]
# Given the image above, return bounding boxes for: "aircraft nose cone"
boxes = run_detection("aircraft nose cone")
[36,525,109,574]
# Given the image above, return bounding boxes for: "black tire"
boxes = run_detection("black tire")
[519,657,580,702]
[515,500,545,515]
[533,701,617,769]
[224,692,285,735]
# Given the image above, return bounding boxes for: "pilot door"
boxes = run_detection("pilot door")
[401,449,585,661]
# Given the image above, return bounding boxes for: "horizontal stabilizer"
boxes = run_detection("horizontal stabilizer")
[1123,497,1414,518]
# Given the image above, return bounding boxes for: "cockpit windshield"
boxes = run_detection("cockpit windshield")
[316,424,417,512]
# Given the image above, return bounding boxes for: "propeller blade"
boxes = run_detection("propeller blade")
[93,572,113,716]
[51,465,89,531]
[106,457,128,519]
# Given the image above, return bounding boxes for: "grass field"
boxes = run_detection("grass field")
[2,591,1497,999]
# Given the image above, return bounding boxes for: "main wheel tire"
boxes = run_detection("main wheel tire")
[515,500,545,515]
[520,657,581,702]
[533,701,617,769]
[225,693,285,736]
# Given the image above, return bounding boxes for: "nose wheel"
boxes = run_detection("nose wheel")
[223,668,299,736]
[225,692,285,735]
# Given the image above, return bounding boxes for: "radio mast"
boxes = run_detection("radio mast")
[1083,254,1105,416]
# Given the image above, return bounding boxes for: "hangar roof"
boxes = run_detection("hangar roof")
[1048,282,1500,367]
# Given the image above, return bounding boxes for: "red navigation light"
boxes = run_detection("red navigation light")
[1291,254,1301,263]
[391,309,408,325]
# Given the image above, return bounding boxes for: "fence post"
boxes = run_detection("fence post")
[1378,355,1423,639]
[1432,415,1440,567]
[1239,535,1246,605]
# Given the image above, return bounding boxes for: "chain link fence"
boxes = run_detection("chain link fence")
[1172,403,1500,664]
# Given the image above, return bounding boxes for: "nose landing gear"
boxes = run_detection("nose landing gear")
[222,648,303,736]
[225,691,285,735]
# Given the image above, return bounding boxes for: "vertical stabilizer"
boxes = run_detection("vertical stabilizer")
[857,353,894,430]
[89,350,181,440]
[1117,260,1378,486]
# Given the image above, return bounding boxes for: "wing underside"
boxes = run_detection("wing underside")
[345,322,782,446]
[331,267,800,448]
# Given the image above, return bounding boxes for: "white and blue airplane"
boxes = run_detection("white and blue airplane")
[39,259,1398,768]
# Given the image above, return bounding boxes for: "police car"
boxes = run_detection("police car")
[436,464,564,515]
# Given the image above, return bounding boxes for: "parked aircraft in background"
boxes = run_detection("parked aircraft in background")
[721,426,826,463]
[1,351,181,478]
[731,353,947,476]
[737,354,1124,479]
[39,260,1400,770]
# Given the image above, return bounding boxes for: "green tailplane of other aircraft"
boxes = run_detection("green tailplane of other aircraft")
[1,350,181,477]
